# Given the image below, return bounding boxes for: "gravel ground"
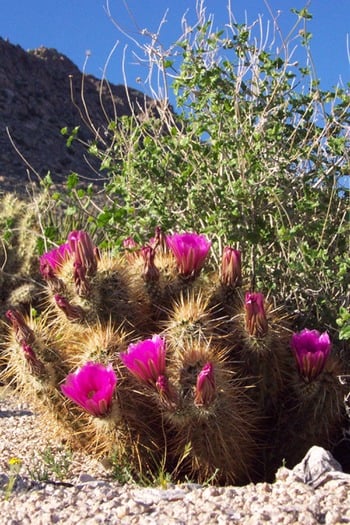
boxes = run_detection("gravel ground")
[1,388,350,525]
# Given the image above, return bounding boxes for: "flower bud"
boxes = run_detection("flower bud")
[141,246,160,282]
[221,247,242,287]
[68,230,98,276]
[22,344,45,376]
[68,231,99,295]
[156,374,178,410]
[194,362,216,407]
[6,309,35,345]
[244,292,268,337]
[54,294,84,321]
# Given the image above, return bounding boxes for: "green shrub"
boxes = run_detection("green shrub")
[58,5,349,338]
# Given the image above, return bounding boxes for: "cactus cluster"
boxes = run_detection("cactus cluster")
[0,194,43,318]
[1,228,347,484]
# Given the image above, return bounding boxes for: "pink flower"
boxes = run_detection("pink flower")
[39,243,72,279]
[290,329,332,382]
[244,292,268,337]
[221,247,242,287]
[194,362,216,407]
[166,232,211,278]
[61,362,117,417]
[120,335,166,385]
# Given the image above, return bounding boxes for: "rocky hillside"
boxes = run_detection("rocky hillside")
[0,37,155,194]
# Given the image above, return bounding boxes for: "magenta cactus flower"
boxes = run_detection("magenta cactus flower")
[194,362,216,407]
[221,247,242,287]
[244,292,268,338]
[166,232,211,278]
[290,329,332,382]
[61,362,117,417]
[119,335,166,386]
[39,242,72,279]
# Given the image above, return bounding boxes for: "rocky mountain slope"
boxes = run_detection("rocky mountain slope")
[0,37,153,194]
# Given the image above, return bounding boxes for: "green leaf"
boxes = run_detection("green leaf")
[291,8,313,20]
[163,59,174,69]
[66,172,79,190]
[65,206,77,216]
[339,325,350,341]
[40,172,53,188]
[66,126,80,147]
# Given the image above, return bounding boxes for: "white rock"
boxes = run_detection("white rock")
[291,446,350,488]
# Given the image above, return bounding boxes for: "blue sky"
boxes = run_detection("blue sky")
[1,0,349,97]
